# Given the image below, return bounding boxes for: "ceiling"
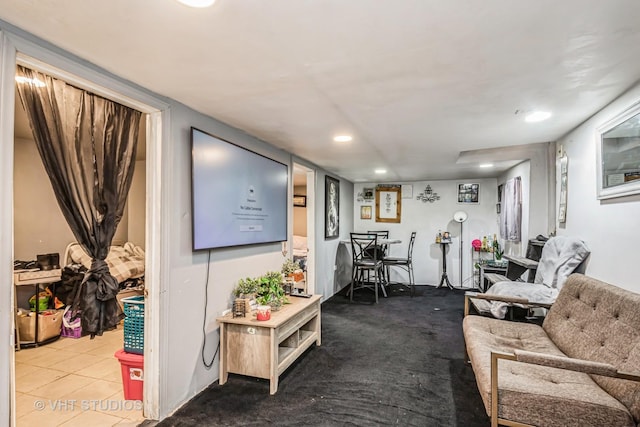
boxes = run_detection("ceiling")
[4,0,640,183]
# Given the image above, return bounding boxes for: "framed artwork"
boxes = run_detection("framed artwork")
[325,175,340,239]
[596,101,640,199]
[559,155,568,223]
[362,187,374,200]
[375,186,401,223]
[457,183,479,204]
[360,205,372,220]
[293,195,306,207]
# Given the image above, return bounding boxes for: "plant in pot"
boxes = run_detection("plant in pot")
[256,271,288,311]
[492,239,504,261]
[233,277,259,299]
[233,277,259,315]
[281,258,303,282]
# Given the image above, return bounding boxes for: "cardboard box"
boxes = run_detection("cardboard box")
[17,309,63,343]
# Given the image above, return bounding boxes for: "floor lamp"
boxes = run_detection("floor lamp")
[453,211,468,287]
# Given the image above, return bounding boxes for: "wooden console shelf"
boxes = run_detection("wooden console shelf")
[216,294,321,394]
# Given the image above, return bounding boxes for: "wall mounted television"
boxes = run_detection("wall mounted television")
[191,127,288,251]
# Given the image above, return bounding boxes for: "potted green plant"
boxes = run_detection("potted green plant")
[256,271,288,311]
[281,259,300,276]
[233,277,259,299]
[282,258,304,282]
[492,239,504,261]
[232,277,259,315]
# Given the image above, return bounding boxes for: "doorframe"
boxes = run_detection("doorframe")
[0,27,169,424]
[292,162,316,294]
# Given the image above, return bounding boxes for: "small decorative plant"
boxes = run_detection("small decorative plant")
[233,277,259,298]
[281,259,301,276]
[493,240,504,260]
[256,271,288,310]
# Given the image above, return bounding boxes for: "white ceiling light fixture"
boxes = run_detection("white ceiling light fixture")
[479,163,494,168]
[333,135,353,143]
[525,111,552,123]
[176,0,216,8]
[374,169,387,174]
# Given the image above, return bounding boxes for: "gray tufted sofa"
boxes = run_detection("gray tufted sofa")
[463,274,640,427]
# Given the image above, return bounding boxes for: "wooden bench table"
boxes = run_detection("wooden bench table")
[216,294,321,394]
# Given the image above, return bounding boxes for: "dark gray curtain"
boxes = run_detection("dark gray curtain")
[15,65,142,337]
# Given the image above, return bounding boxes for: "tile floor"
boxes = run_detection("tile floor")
[14,327,145,427]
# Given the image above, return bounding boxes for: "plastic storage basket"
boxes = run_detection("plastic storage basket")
[122,295,144,354]
[61,306,82,338]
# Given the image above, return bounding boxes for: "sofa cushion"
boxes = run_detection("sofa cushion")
[543,274,640,423]
[464,315,635,426]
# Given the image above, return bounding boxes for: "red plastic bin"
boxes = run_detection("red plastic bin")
[114,349,144,400]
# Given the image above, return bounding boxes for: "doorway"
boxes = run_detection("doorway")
[12,76,147,424]
[292,163,315,294]
[1,41,165,426]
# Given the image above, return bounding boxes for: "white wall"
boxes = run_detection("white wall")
[13,137,76,260]
[353,179,498,288]
[162,105,354,415]
[556,82,640,292]
[127,159,146,248]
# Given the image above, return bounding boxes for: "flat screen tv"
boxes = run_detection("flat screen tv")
[191,127,288,250]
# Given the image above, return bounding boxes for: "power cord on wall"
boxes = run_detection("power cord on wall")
[201,249,220,369]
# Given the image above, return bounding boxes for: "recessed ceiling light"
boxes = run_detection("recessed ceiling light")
[333,135,352,143]
[525,111,552,122]
[374,169,387,174]
[176,0,216,7]
[15,76,46,87]
[479,163,494,168]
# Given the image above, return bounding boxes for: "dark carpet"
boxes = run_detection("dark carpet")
[155,285,488,426]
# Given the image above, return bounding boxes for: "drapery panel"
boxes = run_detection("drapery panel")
[16,65,141,336]
[499,176,522,242]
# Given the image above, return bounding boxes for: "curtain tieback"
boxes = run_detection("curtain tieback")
[84,259,120,301]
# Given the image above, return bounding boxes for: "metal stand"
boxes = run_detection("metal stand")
[437,242,454,289]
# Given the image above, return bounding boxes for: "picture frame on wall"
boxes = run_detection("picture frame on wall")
[360,205,372,220]
[362,187,374,200]
[457,183,479,204]
[375,186,402,223]
[293,195,306,207]
[325,175,340,239]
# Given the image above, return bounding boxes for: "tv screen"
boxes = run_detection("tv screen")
[191,128,288,250]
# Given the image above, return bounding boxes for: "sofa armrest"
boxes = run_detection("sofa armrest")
[464,291,553,316]
[513,350,640,380]
[489,350,640,426]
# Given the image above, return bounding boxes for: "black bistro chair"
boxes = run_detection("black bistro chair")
[382,231,416,296]
[350,232,386,303]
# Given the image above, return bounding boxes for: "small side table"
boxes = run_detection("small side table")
[477,262,508,292]
[14,269,62,350]
[437,242,454,290]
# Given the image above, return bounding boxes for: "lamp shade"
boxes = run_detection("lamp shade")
[453,211,468,223]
